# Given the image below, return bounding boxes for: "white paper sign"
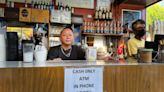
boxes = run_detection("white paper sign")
[56,0,94,9]
[64,67,103,92]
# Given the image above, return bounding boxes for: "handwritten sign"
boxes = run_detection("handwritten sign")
[64,67,103,92]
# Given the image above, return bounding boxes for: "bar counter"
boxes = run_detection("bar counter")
[0,60,164,92]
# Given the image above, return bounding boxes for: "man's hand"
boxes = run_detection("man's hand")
[47,58,62,62]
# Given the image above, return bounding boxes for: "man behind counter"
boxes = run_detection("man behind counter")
[127,19,146,58]
[47,27,86,61]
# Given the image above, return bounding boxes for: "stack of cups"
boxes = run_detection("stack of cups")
[34,45,47,63]
[0,34,6,61]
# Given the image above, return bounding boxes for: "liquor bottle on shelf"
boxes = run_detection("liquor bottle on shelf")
[107,21,111,33]
[102,8,106,19]
[109,3,113,19]
[106,8,109,20]
[65,4,69,11]
[40,1,43,9]
[38,1,41,9]
[34,1,37,8]
[104,21,108,33]
[59,2,63,11]
[43,1,46,10]
[31,0,34,8]
[57,2,60,10]
[113,21,117,34]
[46,2,49,10]
[25,1,28,8]
[90,22,93,33]
[11,1,14,8]
[110,21,113,34]
[95,7,99,19]
[100,22,104,33]
[86,21,89,33]
[98,7,102,19]
[96,21,100,33]
[83,21,87,33]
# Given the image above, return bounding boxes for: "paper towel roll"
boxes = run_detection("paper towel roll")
[0,34,6,61]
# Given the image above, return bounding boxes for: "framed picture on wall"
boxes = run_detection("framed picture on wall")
[122,9,142,29]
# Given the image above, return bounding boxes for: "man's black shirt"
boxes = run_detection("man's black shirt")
[47,45,86,60]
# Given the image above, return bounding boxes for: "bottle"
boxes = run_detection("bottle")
[60,2,63,11]
[25,1,28,8]
[95,7,99,19]
[43,1,46,10]
[106,8,109,19]
[6,0,10,7]
[97,21,100,33]
[104,21,108,33]
[113,21,117,34]
[98,7,102,19]
[84,21,87,33]
[57,2,60,10]
[102,8,106,19]
[109,3,113,19]
[38,1,41,9]
[46,2,49,10]
[40,1,43,9]
[100,22,104,33]
[34,1,37,8]
[31,0,35,8]
[65,4,69,11]
[11,1,14,8]
[110,21,113,34]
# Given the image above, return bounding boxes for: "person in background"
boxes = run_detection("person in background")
[47,27,86,61]
[127,19,146,59]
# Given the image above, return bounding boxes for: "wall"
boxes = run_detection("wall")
[0,0,146,21]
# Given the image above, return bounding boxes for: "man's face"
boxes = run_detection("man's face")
[60,28,74,46]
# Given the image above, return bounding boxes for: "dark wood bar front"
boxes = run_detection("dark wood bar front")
[0,62,164,92]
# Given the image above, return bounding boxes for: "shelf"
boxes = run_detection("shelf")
[82,33,123,36]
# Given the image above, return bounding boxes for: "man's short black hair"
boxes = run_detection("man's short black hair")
[60,27,73,35]
[132,19,145,31]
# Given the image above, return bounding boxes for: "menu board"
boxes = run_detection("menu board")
[56,0,94,9]
[0,0,5,3]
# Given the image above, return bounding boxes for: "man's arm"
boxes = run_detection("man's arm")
[77,46,86,60]
[47,47,59,60]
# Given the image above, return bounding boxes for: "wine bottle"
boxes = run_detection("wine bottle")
[60,2,63,11]
[97,21,100,33]
[38,1,41,9]
[95,7,99,19]
[109,3,113,19]
[31,0,34,8]
[98,7,102,19]
[106,8,109,19]
[102,8,106,19]
[65,4,69,11]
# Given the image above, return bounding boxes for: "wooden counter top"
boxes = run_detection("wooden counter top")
[0,61,164,92]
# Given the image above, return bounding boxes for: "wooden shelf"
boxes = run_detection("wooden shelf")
[82,33,123,36]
